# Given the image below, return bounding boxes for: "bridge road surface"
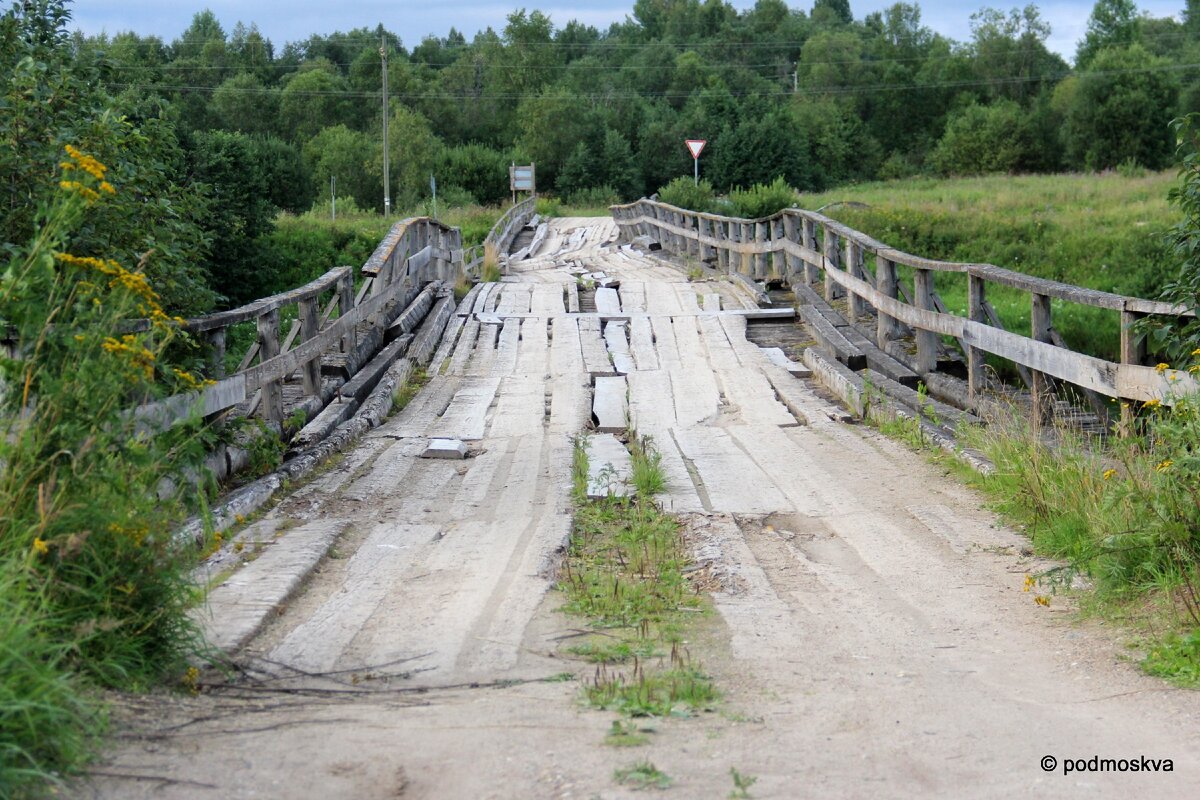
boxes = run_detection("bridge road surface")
[88,218,1199,799]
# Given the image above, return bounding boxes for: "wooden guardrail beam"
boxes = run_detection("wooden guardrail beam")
[611,198,1198,407]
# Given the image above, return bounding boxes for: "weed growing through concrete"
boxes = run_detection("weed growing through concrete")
[614,760,671,790]
[604,720,650,747]
[562,434,718,724]
[729,767,758,798]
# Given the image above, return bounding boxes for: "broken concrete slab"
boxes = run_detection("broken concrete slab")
[421,438,469,459]
[585,433,632,499]
[592,375,628,433]
[476,312,504,325]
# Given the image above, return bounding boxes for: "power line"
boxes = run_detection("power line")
[103,59,1200,102]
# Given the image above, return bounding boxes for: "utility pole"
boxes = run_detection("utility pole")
[381,36,391,216]
[793,63,798,93]
[331,175,336,221]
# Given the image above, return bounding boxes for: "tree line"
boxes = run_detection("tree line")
[5,0,1200,312]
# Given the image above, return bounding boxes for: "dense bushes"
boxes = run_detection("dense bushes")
[930,100,1040,175]
[728,177,798,219]
[657,177,717,213]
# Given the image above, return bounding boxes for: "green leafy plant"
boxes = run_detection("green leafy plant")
[614,760,672,790]
[1,145,208,790]
[729,767,759,798]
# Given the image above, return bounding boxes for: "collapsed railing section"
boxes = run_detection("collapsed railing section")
[610,199,1197,417]
[136,216,462,429]
[464,196,537,276]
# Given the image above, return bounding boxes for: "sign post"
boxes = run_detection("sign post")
[686,139,707,185]
[510,163,536,205]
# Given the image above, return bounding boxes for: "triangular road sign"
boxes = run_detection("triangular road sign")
[686,139,706,159]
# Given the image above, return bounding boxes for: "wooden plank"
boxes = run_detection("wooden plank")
[595,287,622,315]
[592,376,628,433]
[629,317,658,371]
[585,433,632,498]
[427,376,501,441]
[798,305,865,371]
[566,281,580,313]
[838,324,920,388]
[618,281,647,312]
[604,321,635,375]
[579,317,614,375]
[491,318,521,376]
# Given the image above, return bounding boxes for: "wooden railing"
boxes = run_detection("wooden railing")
[465,196,537,275]
[136,216,462,429]
[611,199,1197,414]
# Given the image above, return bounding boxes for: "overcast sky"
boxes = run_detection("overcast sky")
[66,1,1189,63]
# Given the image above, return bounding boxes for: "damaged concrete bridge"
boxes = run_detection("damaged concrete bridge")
[87,205,1200,799]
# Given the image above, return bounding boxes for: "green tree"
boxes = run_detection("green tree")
[436,143,512,205]
[812,0,853,26]
[278,63,352,142]
[211,73,279,136]
[968,5,1066,104]
[185,130,278,305]
[1063,44,1178,169]
[303,124,380,212]
[381,104,442,209]
[1075,0,1141,69]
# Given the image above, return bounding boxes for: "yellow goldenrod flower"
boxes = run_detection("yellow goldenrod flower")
[1155,363,1170,373]
[1023,574,1036,592]
[1144,398,1162,409]
[1103,468,1117,480]
[32,538,49,555]
[1034,595,1050,607]
[1155,459,1173,473]
[1192,347,1200,357]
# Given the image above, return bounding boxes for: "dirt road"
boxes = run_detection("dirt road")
[86,219,1199,799]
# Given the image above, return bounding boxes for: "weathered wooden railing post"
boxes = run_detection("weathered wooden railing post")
[1030,293,1054,425]
[257,308,283,424]
[802,218,819,285]
[875,256,901,348]
[298,296,321,397]
[754,220,768,280]
[338,270,356,353]
[822,224,842,301]
[782,213,800,285]
[1120,304,1146,434]
[967,273,988,397]
[771,217,785,279]
[689,212,702,259]
[912,267,937,374]
[845,239,865,323]
[207,328,226,379]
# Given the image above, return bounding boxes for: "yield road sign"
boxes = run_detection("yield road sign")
[686,139,707,159]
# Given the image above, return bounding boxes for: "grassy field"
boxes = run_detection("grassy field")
[796,172,1181,362]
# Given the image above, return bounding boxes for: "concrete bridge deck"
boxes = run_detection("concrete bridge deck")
[87,218,1199,799]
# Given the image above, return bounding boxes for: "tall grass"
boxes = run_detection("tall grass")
[1,147,208,792]
[960,376,1200,681]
